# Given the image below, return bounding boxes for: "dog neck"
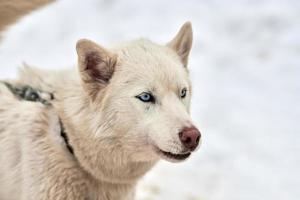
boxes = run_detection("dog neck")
[55,85,158,186]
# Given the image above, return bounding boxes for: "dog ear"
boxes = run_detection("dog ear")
[167,22,193,67]
[76,39,117,100]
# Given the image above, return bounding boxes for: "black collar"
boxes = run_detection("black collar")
[59,119,74,155]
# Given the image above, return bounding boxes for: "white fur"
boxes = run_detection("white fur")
[0,22,200,199]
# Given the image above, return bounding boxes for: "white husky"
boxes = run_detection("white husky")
[0,22,201,200]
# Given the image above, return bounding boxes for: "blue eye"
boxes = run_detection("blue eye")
[136,92,155,103]
[180,88,187,98]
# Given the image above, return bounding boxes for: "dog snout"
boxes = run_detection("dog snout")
[179,126,201,151]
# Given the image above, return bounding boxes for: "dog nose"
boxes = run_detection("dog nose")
[179,126,201,151]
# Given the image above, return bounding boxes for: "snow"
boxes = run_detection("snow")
[0,0,299,199]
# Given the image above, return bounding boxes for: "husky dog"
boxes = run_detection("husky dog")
[0,21,201,199]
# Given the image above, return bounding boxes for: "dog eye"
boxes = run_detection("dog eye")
[180,88,187,98]
[136,92,155,103]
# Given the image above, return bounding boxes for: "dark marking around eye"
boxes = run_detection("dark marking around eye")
[136,92,155,103]
[180,88,187,98]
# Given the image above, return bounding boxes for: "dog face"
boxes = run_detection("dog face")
[76,22,201,163]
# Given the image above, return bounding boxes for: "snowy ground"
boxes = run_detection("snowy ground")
[0,0,299,200]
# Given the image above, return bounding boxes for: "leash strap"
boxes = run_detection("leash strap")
[1,81,74,155]
[2,81,53,105]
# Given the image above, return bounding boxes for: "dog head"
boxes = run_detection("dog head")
[76,22,201,163]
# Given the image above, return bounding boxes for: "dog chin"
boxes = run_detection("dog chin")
[153,146,191,163]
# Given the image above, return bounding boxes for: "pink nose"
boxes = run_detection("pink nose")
[179,126,201,151]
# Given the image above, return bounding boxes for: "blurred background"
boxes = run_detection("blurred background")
[0,0,299,199]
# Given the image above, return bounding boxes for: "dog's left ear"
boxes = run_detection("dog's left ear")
[76,39,117,100]
[167,22,193,67]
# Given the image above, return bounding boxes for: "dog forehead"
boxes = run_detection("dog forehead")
[114,39,189,90]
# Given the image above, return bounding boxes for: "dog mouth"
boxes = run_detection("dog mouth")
[161,150,191,160]
[154,147,191,162]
